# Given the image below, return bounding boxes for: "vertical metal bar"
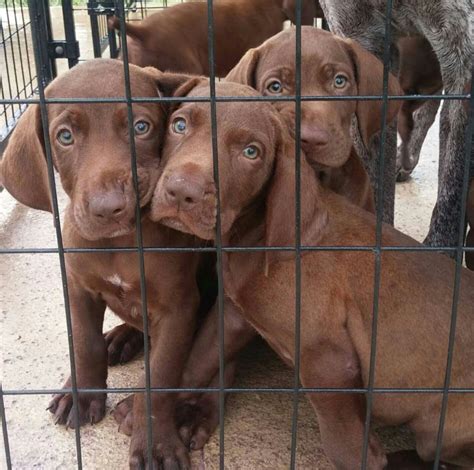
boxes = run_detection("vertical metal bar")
[107,14,118,58]
[61,0,79,68]
[432,66,474,470]
[205,0,225,467]
[41,0,57,78]
[1,6,15,124]
[0,387,12,470]
[115,0,154,467]
[360,0,394,467]
[289,0,302,468]
[10,0,28,111]
[28,0,83,467]
[89,1,102,58]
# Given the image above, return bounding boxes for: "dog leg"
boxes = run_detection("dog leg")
[129,294,198,470]
[301,331,387,470]
[48,281,107,428]
[397,97,441,182]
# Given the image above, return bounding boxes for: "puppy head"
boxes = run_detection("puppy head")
[151,80,327,263]
[226,27,402,169]
[0,59,192,240]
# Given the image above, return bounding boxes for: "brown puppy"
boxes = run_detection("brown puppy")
[226,27,402,212]
[149,79,474,468]
[109,0,319,76]
[0,60,202,469]
[396,36,443,181]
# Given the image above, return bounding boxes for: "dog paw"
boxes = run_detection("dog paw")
[104,323,143,366]
[176,393,219,450]
[47,386,106,428]
[112,394,134,435]
[130,432,191,470]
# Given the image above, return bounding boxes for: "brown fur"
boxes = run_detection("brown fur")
[148,79,474,468]
[0,59,204,470]
[109,0,318,77]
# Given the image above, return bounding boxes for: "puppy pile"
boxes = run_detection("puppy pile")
[1,5,473,470]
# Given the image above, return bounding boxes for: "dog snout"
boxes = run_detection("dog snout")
[300,122,329,152]
[164,174,205,210]
[89,191,127,220]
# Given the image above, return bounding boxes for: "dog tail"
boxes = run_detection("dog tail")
[107,16,146,41]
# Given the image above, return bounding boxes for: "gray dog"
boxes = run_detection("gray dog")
[320,0,473,247]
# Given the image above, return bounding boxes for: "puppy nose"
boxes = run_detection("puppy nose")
[89,191,127,219]
[165,175,204,210]
[300,123,329,151]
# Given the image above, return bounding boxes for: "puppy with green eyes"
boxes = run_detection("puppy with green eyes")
[226,27,403,215]
[1,59,206,470]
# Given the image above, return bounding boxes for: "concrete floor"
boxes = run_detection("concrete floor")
[0,4,442,470]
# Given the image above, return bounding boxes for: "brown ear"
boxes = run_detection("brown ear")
[225,48,260,88]
[143,67,204,98]
[343,38,403,147]
[265,128,328,270]
[0,104,52,212]
[282,0,319,25]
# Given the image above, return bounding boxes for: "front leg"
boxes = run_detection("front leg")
[129,300,198,470]
[48,281,107,428]
[301,330,387,470]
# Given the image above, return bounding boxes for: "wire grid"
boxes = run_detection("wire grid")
[1,0,474,468]
[0,0,35,144]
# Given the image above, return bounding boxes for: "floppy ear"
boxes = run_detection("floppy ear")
[0,104,52,212]
[264,127,328,270]
[282,0,319,25]
[142,67,204,98]
[343,38,403,148]
[225,48,260,88]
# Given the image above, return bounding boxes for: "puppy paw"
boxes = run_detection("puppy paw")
[176,393,219,450]
[47,384,106,428]
[112,394,134,435]
[104,323,143,366]
[130,432,190,470]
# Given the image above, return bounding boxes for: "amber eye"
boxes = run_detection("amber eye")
[172,118,187,134]
[242,145,260,160]
[334,74,348,88]
[57,129,74,146]
[134,120,150,135]
[267,80,283,94]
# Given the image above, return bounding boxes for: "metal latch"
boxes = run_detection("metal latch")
[48,40,80,60]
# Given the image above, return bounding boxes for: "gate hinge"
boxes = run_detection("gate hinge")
[48,40,80,60]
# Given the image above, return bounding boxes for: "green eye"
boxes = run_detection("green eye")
[57,129,74,146]
[267,80,283,94]
[334,74,347,88]
[172,118,187,134]
[134,120,150,135]
[243,145,259,159]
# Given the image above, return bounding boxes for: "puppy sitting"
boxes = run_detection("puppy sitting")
[1,60,202,469]
[150,78,474,468]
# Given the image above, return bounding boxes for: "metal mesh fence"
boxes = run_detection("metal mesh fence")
[1,0,473,468]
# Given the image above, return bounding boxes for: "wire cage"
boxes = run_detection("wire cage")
[1,0,473,468]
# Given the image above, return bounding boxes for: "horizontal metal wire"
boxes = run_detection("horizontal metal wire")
[0,93,469,106]
[1,245,473,255]
[3,386,474,396]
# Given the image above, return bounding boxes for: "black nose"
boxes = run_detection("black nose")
[165,175,204,210]
[89,191,127,220]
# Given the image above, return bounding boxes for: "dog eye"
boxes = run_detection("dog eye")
[334,74,348,88]
[267,80,283,94]
[242,145,260,160]
[57,129,74,146]
[172,118,187,134]
[134,120,150,135]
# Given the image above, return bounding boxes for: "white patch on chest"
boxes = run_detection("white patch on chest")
[106,273,132,291]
